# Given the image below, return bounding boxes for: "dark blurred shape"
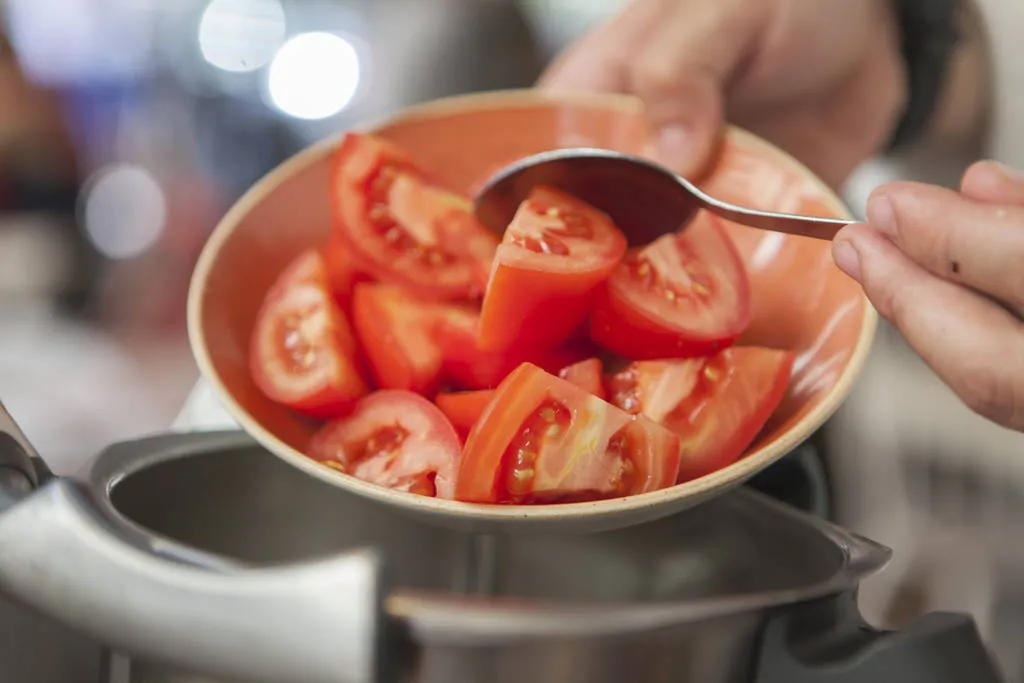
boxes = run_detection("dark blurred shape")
[407,0,545,100]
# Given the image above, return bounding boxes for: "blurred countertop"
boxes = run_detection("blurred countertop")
[0,302,198,475]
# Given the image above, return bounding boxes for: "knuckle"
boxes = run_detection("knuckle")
[954,362,1024,430]
[630,57,682,98]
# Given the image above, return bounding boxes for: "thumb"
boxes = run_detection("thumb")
[636,71,723,178]
[628,0,765,177]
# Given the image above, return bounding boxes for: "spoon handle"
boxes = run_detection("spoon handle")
[683,179,852,241]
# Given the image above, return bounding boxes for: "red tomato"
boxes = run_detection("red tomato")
[322,233,372,309]
[477,186,627,352]
[250,250,369,418]
[434,304,592,390]
[307,390,462,498]
[455,363,680,503]
[435,390,494,434]
[558,358,605,399]
[350,282,444,395]
[330,133,497,300]
[606,347,794,483]
[590,211,751,359]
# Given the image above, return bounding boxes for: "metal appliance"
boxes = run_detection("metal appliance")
[0,425,1004,683]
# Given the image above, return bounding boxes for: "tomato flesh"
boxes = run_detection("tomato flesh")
[322,233,372,309]
[351,282,444,395]
[590,211,750,359]
[434,304,592,391]
[435,390,494,435]
[456,363,680,503]
[331,133,497,300]
[606,347,794,482]
[477,186,627,352]
[307,390,462,498]
[558,358,606,399]
[249,250,369,418]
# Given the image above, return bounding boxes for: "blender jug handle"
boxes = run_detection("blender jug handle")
[752,591,1004,683]
[0,403,389,683]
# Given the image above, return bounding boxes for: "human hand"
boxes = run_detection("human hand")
[833,161,1024,431]
[538,0,907,188]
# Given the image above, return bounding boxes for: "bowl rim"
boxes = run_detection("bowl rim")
[187,88,878,524]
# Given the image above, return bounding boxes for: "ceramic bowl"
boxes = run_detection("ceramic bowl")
[188,90,876,533]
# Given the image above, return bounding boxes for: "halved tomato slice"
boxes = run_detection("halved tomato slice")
[590,211,751,359]
[434,304,592,391]
[558,358,605,399]
[350,282,444,395]
[477,186,627,352]
[250,250,369,418]
[330,133,497,300]
[307,390,462,498]
[435,390,494,435]
[606,347,794,482]
[455,363,680,503]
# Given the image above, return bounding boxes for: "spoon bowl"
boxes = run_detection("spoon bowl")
[473,148,852,246]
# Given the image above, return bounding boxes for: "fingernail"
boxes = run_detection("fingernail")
[866,194,896,239]
[832,239,862,282]
[656,124,693,170]
[994,161,1024,184]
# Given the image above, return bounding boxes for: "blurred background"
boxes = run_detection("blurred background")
[2,0,1023,679]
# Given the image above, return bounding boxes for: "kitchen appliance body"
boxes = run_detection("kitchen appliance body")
[0,429,1003,683]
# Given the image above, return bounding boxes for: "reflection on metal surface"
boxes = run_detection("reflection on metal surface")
[198,0,285,74]
[267,31,362,121]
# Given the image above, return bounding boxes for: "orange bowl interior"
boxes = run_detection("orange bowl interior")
[188,90,876,525]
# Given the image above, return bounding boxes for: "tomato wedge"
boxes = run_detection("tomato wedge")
[590,211,751,359]
[250,250,369,418]
[330,133,497,300]
[351,282,445,395]
[606,347,794,483]
[434,304,592,391]
[307,390,462,498]
[456,363,680,503]
[558,358,606,399]
[477,186,627,352]
[435,390,494,435]
[322,232,372,309]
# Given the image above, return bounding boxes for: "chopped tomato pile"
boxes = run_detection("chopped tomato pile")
[248,132,795,504]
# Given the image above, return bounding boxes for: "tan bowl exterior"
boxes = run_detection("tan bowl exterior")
[188,90,877,533]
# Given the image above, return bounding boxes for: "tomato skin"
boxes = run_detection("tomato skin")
[350,282,444,395]
[477,186,627,353]
[330,133,497,301]
[307,390,462,498]
[249,250,370,419]
[590,212,751,360]
[435,390,494,435]
[434,305,593,391]
[558,358,606,399]
[607,347,794,483]
[455,363,680,503]
[322,233,372,309]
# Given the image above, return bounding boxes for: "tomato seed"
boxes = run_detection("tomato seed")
[703,365,721,382]
[539,407,556,422]
[513,468,534,482]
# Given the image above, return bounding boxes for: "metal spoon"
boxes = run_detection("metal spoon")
[473,148,851,246]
